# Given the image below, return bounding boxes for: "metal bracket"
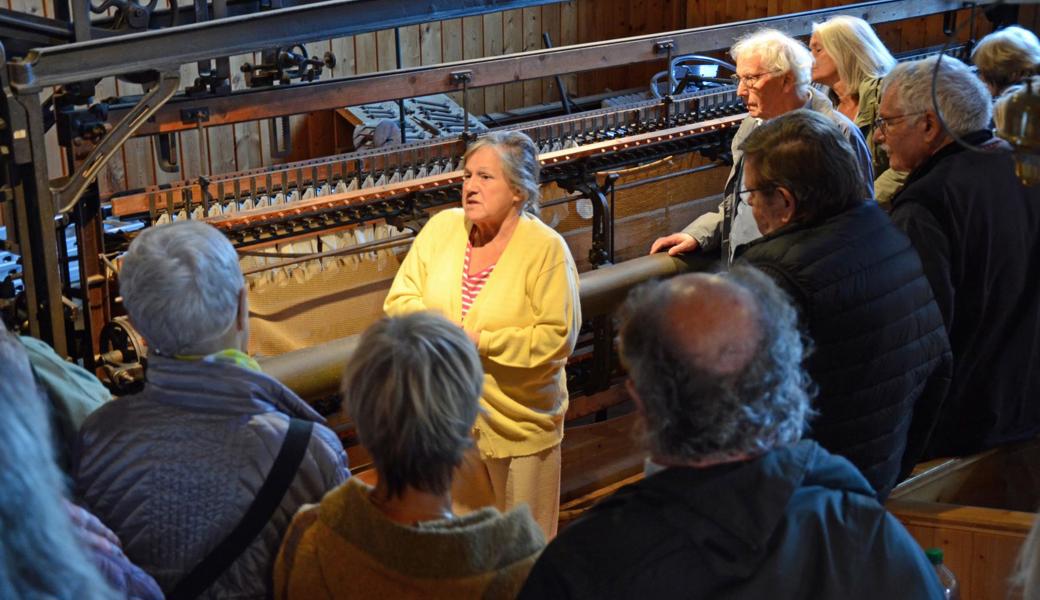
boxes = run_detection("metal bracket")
[154,132,179,173]
[451,70,476,142]
[50,68,180,214]
[269,115,291,158]
[556,168,617,268]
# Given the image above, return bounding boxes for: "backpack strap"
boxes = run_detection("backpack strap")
[169,417,314,600]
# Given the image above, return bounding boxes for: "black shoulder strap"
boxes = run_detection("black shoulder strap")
[169,417,314,600]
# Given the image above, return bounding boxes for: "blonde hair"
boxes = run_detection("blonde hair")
[731,29,814,95]
[973,26,1040,95]
[812,16,897,95]
[464,131,541,216]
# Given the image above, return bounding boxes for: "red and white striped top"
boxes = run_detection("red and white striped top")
[461,242,496,321]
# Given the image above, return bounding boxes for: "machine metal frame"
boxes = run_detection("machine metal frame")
[0,0,991,369]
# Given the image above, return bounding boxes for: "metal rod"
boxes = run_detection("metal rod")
[104,0,984,135]
[240,232,413,275]
[10,0,566,91]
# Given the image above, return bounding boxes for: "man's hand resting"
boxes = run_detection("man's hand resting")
[649,233,699,256]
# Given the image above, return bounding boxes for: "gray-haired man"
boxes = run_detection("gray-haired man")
[650,28,874,263]
[880,56,1040,458]
[519,269,943,599]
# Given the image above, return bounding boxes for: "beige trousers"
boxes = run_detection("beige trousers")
[452,444,562,539]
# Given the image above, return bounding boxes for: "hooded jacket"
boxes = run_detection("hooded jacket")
[274,478,545,599]
[737,201,952,499]
[518,440,943,599]
[75,354,349,599]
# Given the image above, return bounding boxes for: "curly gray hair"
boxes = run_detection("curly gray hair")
[732,28,814,95]
[618,267,814,461]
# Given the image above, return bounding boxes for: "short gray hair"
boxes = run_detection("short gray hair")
[972,25,1040,95]
[732,28,813,95]
[120,220,244,356]
[342,312,483,498]
[618,267,813,462]
[881,56,992,137]
[812,16,896,92]
[0,330,116,599]
[465,130,541,216]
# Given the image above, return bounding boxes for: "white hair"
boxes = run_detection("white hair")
[972,25,1040,94]
[0,330,116,599]
[813,16,897,93]
[881,56,993,137]
[731,28,813,94]
[120,220,244,356]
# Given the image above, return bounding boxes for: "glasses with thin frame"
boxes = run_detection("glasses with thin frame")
[729,71,780,89]
[873,111,928,134]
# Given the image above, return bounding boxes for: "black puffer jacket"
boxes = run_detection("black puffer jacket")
[737,201,951,499]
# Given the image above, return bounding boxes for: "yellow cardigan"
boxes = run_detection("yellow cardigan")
[273,479,545,600]
[384,208,581,458]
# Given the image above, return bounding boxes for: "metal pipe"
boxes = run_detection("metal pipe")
[258,252,710,400]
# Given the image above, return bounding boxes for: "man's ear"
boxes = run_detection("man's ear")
[922,111,945,144]
[776,187,798,225]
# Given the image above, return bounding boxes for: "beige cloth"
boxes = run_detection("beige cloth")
[453,444,562,540]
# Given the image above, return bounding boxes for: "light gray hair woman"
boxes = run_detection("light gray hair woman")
[462,130,542,217]
[973,25,1040,96]
[273,311,546,598]
[810,16,897,122]
[0,328,117,599]
[120,219,246,357]
[343,311,484,502]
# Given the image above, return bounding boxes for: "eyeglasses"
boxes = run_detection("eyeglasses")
[729,71,781,89]
[873,111,928,134]
[738,185,776,199]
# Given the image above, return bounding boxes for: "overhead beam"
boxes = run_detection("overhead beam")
[107,0,986,135]
[8,0,565,91]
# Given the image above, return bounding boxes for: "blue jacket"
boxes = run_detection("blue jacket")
[519,440,943,599]
[75,354,349,599]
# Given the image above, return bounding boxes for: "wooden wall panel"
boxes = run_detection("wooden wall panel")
[10,0,1028,196]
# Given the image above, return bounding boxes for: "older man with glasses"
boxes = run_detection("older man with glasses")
[733,109,951,500]
[650,28,874,263]
[879,56,1040,460]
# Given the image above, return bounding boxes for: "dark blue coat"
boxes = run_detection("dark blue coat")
[518,441,943,600]
[737,201,951,499]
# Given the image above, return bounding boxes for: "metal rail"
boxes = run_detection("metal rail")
[103,0,986,135]
[8,0,566,91]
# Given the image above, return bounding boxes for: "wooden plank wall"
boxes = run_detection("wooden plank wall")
[1,0,1029,197]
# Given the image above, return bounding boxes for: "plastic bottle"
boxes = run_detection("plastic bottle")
[926,547,960,600]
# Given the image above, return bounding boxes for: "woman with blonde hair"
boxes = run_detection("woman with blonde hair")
[973,25,1040,96]
[384,130,581,539]
[810,15,904,203]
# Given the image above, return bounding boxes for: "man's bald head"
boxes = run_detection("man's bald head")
[619,267,813,462]
[660,274,763,377]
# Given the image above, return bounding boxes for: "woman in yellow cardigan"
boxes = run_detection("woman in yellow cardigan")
[384,130,581,538]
